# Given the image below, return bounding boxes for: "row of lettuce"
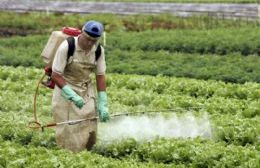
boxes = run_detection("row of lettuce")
[1,138,257,168]
[0,66,259,167]
[0,130,258,168]
[107,28,260,56]
[1,28,259,56]
[0,139,155,168]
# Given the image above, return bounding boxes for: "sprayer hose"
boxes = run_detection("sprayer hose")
[28,73,46,129]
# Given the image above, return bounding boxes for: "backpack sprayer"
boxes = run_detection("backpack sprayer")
[29,27,82,130]
[41,27,82,89]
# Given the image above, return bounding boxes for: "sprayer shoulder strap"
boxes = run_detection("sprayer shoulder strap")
[66,37,102,61]
[66,36,75,60]
[95,44,102,61]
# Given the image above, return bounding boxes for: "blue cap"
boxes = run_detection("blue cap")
[82,20,104,38]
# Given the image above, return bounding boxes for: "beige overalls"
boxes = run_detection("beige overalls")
[52,37,106,152]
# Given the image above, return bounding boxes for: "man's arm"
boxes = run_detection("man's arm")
[51,72,66,89]
[96,75,106,91]
[52,72,85,109]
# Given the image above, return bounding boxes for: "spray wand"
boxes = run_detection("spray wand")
[29,107,202,132]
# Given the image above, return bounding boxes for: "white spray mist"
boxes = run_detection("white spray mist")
[98,112,212,143]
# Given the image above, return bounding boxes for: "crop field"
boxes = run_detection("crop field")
[0,11,259,168]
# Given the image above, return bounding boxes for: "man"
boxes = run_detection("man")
[51,20,109,152]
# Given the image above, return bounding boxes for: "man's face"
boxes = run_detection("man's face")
[82,32,98,46]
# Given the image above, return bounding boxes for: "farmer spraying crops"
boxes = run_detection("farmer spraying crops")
[49,20,109,152]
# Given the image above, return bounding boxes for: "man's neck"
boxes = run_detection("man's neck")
[78,35,92,51]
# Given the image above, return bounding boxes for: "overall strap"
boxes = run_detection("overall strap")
[95,44,102,61]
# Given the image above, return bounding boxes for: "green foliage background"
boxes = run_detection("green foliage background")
[0,10,259,167]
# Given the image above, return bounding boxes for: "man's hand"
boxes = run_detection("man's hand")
[97,91,109,122]
[61,85,85,109]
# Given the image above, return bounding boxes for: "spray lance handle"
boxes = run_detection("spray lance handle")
[44,66,52,76]
[41,66,55,89]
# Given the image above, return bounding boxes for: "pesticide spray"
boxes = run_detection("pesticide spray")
[98,112,212,143]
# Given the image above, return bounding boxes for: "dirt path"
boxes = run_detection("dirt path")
[0,0,259,20]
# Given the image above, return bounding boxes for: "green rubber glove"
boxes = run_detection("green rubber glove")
[61,85,85,109]
[97,91,110,122]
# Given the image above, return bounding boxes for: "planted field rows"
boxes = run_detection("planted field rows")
[0,66,259,167]
[1,27,259,83]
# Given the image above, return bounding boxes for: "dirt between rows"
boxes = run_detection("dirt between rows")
[0,28,45,37]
